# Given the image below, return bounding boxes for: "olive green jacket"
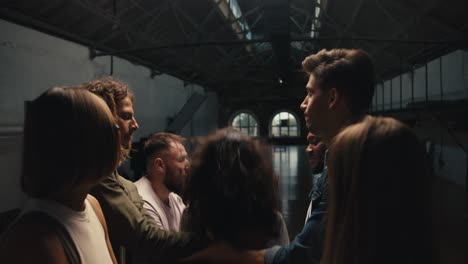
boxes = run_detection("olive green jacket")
[91,171,203,263]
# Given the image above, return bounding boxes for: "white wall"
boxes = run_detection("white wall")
[0,19,218,211]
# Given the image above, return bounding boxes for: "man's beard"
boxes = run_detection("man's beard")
[164,167,184,194]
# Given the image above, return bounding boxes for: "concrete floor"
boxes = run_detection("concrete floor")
[273,145,313,237]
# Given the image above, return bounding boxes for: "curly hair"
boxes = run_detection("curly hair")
[83,77,134,118]
[302,49,375,115]
[83,77,135,160]
[184,128,279,248]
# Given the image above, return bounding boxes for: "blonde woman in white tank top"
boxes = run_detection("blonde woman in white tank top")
[0,87,120,263]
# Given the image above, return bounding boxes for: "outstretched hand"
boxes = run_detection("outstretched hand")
[181,241,265,264]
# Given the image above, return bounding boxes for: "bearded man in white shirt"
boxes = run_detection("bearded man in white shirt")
[135,132,190,231]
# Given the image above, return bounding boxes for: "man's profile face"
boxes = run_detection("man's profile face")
[164,142,190,193]
[300,75,329,136]
[305,132,326,173]
[117,96,139,149]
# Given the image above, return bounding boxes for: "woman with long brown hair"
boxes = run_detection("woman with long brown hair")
[323,117,434,264]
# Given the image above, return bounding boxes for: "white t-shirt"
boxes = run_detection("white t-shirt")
[135,176,185,231]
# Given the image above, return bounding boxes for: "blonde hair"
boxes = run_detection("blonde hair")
[22,86,121,198]
[322,117,433,264]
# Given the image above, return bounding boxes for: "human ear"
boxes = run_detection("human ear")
[154,158,165,170]
[328,87,339,109]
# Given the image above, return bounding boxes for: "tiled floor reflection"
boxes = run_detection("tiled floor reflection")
[272,145,313,237]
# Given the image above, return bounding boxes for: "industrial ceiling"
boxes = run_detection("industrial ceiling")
[1,0,467,101]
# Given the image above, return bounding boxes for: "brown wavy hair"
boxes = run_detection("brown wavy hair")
[302,49,375,115]
[83,76,135,160]
[185,128,279,249]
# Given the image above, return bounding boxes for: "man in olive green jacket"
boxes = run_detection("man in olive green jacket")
[85,77,203,263]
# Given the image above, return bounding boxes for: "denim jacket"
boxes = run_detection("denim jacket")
[264,167,328,264]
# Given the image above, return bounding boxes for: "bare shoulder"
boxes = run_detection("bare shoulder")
[0,213,69,263]
[87,194,104,215]
[87,194,108,228]
[87,194,99,206]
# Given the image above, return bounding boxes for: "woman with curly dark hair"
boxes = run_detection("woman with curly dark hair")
[183,128,289,249]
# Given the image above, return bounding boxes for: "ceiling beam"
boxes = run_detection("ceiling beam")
[72,0,221,85]
[303,2,415,72]
[289,15,304,33]
[72,0,170,50]
[0,6,206,85]
[170,0,229,60]
[335,0,365,47]
[91,36,452,58]
[92,0,171,47]
[384,0,464,38]
[369,0,443,58]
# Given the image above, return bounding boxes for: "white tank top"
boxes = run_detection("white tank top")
[21,197,113,264]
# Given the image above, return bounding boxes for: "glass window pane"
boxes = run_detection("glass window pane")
[280,112,287,120]
[290,126,298,136]
[249,126,257,137]
[271,112,300,137]
[232,116,240,127]
[240,113,248,126]
[249,116,257,127]
[288,115,297,126]
[272,126,279,137]
[280,119,289,127]
[232,112,259,136]
[280,127,288,136]
[272,115,280,126]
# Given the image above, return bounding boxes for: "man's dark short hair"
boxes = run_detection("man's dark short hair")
[143,132,185,164]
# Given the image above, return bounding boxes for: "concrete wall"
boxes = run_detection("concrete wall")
[372,50,468,111]
[0,19,218,211]
[372,50,467,189]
